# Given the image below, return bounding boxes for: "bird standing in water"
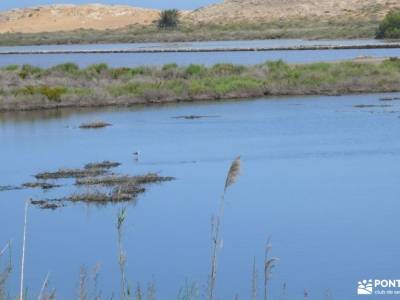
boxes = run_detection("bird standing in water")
[133,151,140,161]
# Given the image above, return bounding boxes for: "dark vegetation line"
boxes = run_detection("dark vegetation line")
[1,43,400,55]
[0,20,382,47]
[1,58,400,112]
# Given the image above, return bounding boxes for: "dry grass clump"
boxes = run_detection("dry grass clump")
[69,192,113,203]
[173,115,207,120]
[30,200,64,210]
[79,121,112,129]
[69,185,146,204]
[0,185,22,191]
[23,160,174,209]
[353,104,391,108]
[76,173,174,186]
[22,182,60,190]
[84,161,121,170]
[35,168,107,180]
[379,96,400,101]
[111,184,146,201]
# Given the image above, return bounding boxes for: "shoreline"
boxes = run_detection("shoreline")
[1,43,400,55]
[1,88,400,113]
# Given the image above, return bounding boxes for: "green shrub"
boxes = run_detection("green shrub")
[163,80,186,95]
[85,63,109,74]
[18,85,67,102]
[107,82,152,97]
[211,77,263,94]
[162,63,178,71]
[376,10,400,39]
[51,63,80,74]
[188,80,211,95]
[18,64,42,79]
[41,86,67,102]
[109,68,132,79]
[157,9,180,29]
[211,63,245,75]
[3,65,19,71]
[185,64,206,77]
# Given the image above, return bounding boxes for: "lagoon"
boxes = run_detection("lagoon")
[1,93,400,299]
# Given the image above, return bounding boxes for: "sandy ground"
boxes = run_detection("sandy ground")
[0,0,399,34]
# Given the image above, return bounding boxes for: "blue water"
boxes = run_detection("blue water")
[1,93,400,299]
[0,39,398,67]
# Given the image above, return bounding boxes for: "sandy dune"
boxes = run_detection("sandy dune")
[0,0,399,34]
[188,0,400,24]
[0,4,160,33]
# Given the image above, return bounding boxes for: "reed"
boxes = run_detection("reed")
[177,281,199,300]
[264,241,278,300]
[251,257,258,300]
[0,241,12,300]
[91,263,102,300]
[19,201,29,300]
[38,272,50,300]
[78,267,87,300]
[117,208,128,300]
[208,157,242,300]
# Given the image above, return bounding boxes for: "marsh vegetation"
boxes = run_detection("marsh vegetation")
[0,160,174,209]
[1,59,400,112]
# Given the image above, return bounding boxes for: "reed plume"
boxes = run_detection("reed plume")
[224,156,241,192]
[264,240,278,300]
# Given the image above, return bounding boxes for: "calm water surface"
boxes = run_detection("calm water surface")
[0,39,399,67]
[1,93,400,299]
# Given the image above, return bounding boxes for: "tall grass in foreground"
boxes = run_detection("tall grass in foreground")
[19,201,29,300]
[117,208,129,300]
[208,157,241,300]
[264,241,278,300]
[0,241,12,300]
[1,156,286,299]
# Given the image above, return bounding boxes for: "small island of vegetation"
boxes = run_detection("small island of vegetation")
[1,58,400,112]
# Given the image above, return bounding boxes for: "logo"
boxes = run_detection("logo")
[358,280,373,295]
[357,279,400,296]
